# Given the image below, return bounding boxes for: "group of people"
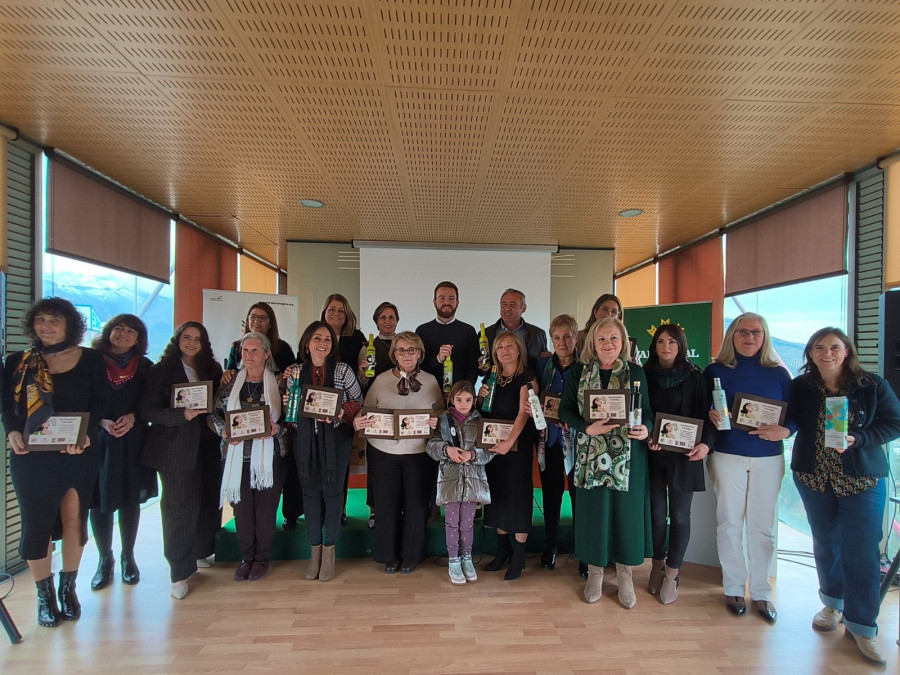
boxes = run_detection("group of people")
[2,285,897,665]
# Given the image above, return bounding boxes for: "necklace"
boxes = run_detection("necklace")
[497,372,515,387]
[243,379,263,404]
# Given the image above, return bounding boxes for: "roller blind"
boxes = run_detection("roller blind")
[725,182,849,295]
[615,263,657,309]
[240,254,277,294]
[47,157,170,282]
[174,223,237,326]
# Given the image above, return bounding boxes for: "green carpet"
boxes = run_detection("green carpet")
[215,488,573,562]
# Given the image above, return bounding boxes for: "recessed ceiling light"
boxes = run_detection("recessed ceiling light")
[300,199,324,208]
[618,209,644,217]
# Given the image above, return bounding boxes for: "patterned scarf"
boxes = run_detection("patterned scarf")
[573,357,632,492]
[537,355,576,473]
[103,350,139,390]
[12,342,71,436]
[396,367,423,395]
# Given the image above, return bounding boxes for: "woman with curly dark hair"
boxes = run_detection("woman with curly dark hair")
[139,321,222,600]
[2,297,109,627]
[88,314,158,591]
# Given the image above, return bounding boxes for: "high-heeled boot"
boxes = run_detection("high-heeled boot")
[504,540,527,581]
[484,533,512,571]
[615,563,636,609]
[58,570,81,621]
[584,565,604,604]
[35,576,61,627]
[121,551,140,585]
[319,545,336,582]
[306,544,323,580]
[647,557,665,595]
[91,551,114,591]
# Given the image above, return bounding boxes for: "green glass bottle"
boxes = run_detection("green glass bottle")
[481,365,498,412]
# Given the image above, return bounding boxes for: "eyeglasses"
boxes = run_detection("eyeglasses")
[248,314,270,322]
[735,329,763,338]
[598,306,620,318]
[395,347,420,356]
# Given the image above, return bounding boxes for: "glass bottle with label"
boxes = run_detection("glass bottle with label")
[479,323,491,369]
[364,333,376,378]
[527,384,548,431]
[629,380,642,429]
[711,377,731,430]
[481,366,498,412]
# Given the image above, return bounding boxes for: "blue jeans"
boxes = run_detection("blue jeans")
[793,474,885,638]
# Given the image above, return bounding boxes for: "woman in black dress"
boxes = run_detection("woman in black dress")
[139,321,223,600]
[478,332,537,580]
[2,297,108,627]
[89,314,157,591]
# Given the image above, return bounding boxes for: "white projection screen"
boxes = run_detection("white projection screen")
[358,246,552,339]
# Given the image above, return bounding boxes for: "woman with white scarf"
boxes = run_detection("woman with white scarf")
[208,332,284,583]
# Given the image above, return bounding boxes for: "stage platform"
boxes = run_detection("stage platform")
[215,488,573,561]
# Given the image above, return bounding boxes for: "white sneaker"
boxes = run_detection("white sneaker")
[845,628,886,665]
[170,580,189,600]
[196,555,213,568]
[460,554,477,582]
[812,606,842,631]
[448,558,466,585]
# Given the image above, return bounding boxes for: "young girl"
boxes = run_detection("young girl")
[426,381,494,585]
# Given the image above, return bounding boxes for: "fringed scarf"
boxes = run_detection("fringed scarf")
[219,367,281,506]
[12,341,71,436]
[295,359,342,484]
[103,351,139,390]
[573,357,632,492]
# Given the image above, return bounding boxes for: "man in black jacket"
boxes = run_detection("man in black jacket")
[483,288,548,370]
[415,281,480,387]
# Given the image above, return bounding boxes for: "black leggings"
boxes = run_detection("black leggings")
[90,505,141,556]
[539,442,576,550]
[648,459,694,569]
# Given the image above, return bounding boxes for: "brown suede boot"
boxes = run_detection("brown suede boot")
[583,565,604,604]
[615,563,636,609]
[319,545,336,582]
[305,545,322,581]
[660,565,680,605]
[648,558,665,595]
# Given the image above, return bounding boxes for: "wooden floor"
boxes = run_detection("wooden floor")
[0,501,897,674]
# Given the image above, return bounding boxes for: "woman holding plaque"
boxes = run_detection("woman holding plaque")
[285,321,363,581]
[478,332,538,581]
[788,328,900,665]
[88,314,157,591]
[558,317,652,608]
[209,332,284,583]
[2,298,108,627]
[643,324,714,605]
[703,313,793,623]
[353,331,442,574]
[139,322,223,600]
[535,314,581,575]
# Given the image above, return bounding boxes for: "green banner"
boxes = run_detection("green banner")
[623,301,713,368]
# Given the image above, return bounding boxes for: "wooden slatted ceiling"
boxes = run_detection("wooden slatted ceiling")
[2,0,900,270]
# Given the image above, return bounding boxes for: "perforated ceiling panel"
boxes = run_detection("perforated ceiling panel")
[2,0,900,270]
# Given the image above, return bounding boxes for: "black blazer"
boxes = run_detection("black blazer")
[139,358,223,473]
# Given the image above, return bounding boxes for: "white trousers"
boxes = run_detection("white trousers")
[709,452,784,601]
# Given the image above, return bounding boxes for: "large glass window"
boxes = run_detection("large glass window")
[725,275,848,536]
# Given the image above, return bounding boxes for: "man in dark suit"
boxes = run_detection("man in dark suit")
[483,288,548,370]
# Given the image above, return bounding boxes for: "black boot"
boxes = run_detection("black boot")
[58,570,81,621]
[485,533,513,571]
[35,576,60,627]
[91,552,114,591]
[505,540,526,581]
[121,551,140,585]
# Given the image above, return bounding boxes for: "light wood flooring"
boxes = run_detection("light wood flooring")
[0,500,897,674]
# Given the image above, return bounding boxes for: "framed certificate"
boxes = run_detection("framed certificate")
[226,405,271,441]
[172,381,213,412]
[731,392,788,431]
[652,413,704,453]
[358,407,396,439]
[395,409,433,439]
[297,385,343,420]
[25,413,90,451]
[583,389,628,424]
[541,393,561,421]
[478,418,515,449]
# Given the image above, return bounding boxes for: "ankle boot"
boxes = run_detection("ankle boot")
[306,544,323,580]
[91,551,114,591]
[660,565,680,605]
[35,576,61,627]
[504,540,526,581]
[615,563,636,609]
[647,557,664,595]
[121,551,140,585]
[58,570,81,621]
[319,545,336,582]
[485,533,512,571]
[584,565,604,604]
